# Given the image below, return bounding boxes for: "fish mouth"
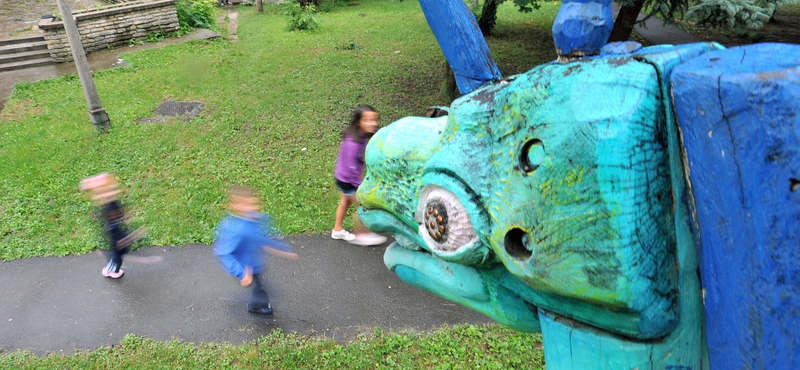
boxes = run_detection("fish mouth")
[383,242,541,333]
[360,206,540,333]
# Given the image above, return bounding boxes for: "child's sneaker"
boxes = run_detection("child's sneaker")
[348,232,388,246]
[101,266,124,278]
[247,303,273,315]
[331,229,356,241]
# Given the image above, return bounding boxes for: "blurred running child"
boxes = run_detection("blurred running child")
[80,173,146,279]
[213,185,298,315]
[331,104,388,246]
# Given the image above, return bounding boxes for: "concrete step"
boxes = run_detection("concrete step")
[0,35,45,48]
[0,49,52,65]
[0,58,53,73]
[0,40,48,56]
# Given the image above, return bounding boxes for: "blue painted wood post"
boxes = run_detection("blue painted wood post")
[672,43,800,370]
[552,0,613,57]
[417,0,502,94]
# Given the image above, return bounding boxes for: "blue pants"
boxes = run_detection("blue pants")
[105,244,128,273]
[249,273,270,309]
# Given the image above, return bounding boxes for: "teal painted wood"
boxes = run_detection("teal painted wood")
[359,42,732,370]
[361,43,715,343]
[362,0,800,367]
[471,58,682,340]
[539,306,705,370]
[385,245,541,332]
[671,43,800,370]
[537,42,723,370]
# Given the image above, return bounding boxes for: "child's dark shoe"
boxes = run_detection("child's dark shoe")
[247,303,273,315]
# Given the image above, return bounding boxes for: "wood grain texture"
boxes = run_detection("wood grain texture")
[672,43,800,370]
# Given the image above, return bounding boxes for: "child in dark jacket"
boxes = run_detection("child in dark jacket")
[80,173,146,279]
[213,186,298,315]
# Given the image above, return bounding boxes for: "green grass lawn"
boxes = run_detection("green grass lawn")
[0,0,558,261]
[0,326,545,369]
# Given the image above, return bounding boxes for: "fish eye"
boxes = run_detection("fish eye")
[416,185,479,254]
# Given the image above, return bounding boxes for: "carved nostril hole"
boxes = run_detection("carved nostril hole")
[505,228,532,260]
[791,178,799,192]
[520,139,545,173]
[425,107,449,118]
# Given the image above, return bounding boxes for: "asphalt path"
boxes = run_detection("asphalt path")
[0,235,491,355]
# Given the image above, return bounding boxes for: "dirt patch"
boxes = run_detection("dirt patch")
[0,98,44,121]
[0,0,104,39]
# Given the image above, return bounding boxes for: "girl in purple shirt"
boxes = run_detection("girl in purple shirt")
[331,105,387,246]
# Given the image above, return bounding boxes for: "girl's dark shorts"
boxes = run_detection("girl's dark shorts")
[335,178,358,196]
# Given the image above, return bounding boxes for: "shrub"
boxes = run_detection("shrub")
[284,2,320,31]
[176,0,218,35]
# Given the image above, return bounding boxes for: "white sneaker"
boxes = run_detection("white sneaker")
[348,232,388,246]
[331,229,356,241]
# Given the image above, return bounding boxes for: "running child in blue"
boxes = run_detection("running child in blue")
[213,185,298,315]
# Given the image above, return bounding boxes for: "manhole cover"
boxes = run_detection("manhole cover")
[138,101,204,124]
[153,101,203,117]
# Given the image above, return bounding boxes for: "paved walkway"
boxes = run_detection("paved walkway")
[0,236,491,355]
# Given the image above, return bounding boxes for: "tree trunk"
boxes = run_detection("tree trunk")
[440,61,459,102]
[256,0,263,13]
[478,0,499,36]
[472,0,479,9]
[608,0,645,42]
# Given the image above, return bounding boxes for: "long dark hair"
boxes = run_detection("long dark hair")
[343,104,377,144]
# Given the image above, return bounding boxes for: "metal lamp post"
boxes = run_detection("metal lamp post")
[54,0,111,132]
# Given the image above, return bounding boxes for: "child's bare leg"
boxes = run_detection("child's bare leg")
[352,198,368,235]
[333,193,353,231]
[348,195,387,246]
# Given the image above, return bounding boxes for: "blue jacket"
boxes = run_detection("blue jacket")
[213,212,293,280]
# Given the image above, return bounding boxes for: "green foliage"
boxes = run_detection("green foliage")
[283,1,321,31]
[147,31,166,43]
[0,0,558,260]
[241,0,356,10]
[128,37,145,46]
[634,0,690,25]
[686,0,798,33]
[477,0,542,35]
[176,0,218,35]
[0,325,545,369]
[508,0,542,12]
